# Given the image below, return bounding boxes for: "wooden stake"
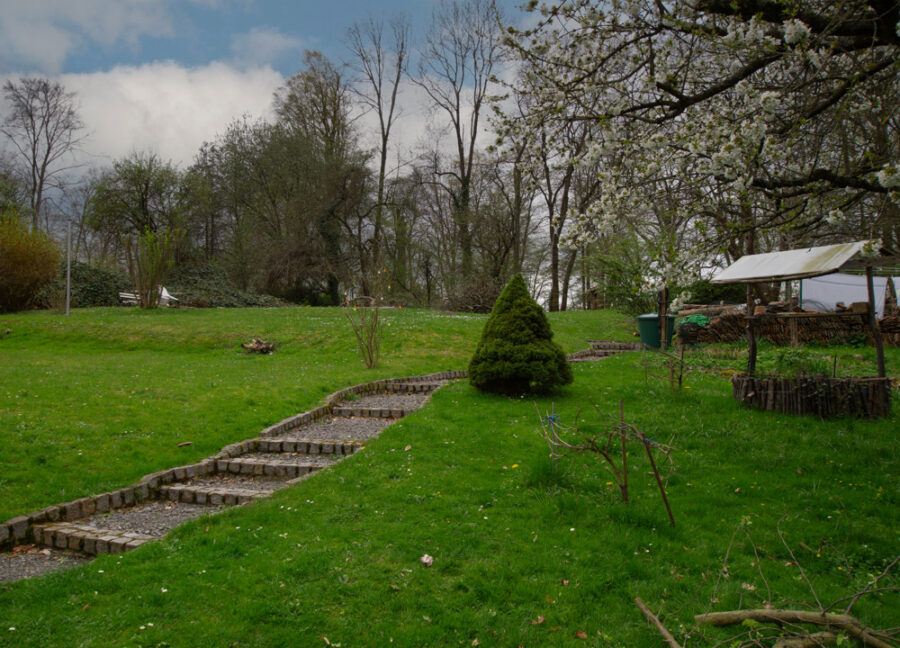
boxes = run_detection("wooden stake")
[865,265,886,378]
[746,284,757,375]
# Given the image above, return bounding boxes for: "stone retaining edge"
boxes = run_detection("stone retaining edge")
[0,368,468,550]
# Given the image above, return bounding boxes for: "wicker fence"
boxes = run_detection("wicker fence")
[731,373,892,419]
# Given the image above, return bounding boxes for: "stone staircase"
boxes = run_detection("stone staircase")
[568,340,643,362]
[3,373,461,568]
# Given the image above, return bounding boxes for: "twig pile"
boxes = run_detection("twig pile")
[241,338,274,354]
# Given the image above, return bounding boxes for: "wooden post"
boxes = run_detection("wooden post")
[65,222,71,316]
[746,284,757,375]
[865,265,886,378]
[658,287,669,351]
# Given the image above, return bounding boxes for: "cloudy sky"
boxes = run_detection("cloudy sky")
[0,0,527,169]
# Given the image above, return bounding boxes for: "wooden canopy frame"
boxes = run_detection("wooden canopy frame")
[710,242,897,377]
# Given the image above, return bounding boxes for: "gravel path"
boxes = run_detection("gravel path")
[82,500,225,537]
[0,545,91,583]
[339,392,431,410]
[185,474,287,491]
[1,376,449,584]
[283,416,391,441]
[250,453,341,465]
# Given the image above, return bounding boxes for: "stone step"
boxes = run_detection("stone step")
[384,382,443,394]
[33,522,154,555]
[214,457,333,478]
[158,483,276,506]
[330,405,409,418]
[256,438,362,455]
[587,340,642,352]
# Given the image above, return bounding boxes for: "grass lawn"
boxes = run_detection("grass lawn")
[0,307,897,647]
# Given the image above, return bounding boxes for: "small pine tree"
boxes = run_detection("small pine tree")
[468,274,572,395]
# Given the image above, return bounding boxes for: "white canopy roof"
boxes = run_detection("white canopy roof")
[710,241,874,284]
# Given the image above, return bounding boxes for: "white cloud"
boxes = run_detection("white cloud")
[230,28,306,69]
[0,0,176,74]
[58,62,284,167]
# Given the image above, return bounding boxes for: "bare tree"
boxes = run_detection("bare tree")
[347,13,410,281]
[416,0,504,283]
[1,78,84,231]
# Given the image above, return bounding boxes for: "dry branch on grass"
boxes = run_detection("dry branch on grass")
[635,521,899,647]
[695,609,896,648]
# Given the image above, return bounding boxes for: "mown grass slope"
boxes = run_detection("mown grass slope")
[0,307,896,647]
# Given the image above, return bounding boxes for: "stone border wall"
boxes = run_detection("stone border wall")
[0,369,466,550]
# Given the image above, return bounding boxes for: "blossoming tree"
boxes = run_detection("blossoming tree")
[501,0,900,291]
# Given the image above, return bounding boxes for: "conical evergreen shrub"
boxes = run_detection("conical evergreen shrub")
[468,274,572,395]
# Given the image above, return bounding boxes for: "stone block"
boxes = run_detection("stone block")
[0,523,10,544]
[321,443,334,455]
[95,538,109,554]
[223,493,237,505]
[94,494,110,514]
[295,441,308,454]
[135,483,149,501]
[216,460,228,472]
[239,462,254,476]
[208,492,223,506]
[7,515,28,541]
[166,487,180,501]
[121,488,134,506]
[173,467,186,480]
[125,539,146,550]
[67,534,83,551]
[109,537,129,553]
[195,491,207,505]
[54,529,69,549]
[185,465,197,479]
[40,527,54,546]
[263,464,276,476]
[79,497,96,516]
[82,537,97,554]
[62,501,81,521]
[180,489,194,504]
[110,491,123,509]
[309,443,320,455]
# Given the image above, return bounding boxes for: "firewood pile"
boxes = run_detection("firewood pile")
[693,311,900,346]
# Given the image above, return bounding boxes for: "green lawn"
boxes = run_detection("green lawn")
[0,307,897,647]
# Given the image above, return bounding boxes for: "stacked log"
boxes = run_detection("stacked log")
[695,312,900,346]
[732,374,892,419]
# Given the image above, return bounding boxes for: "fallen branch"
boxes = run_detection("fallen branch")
[694,609,896,648]
[635,598,683,648]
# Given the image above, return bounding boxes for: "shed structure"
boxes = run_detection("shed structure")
[710,240,894,377]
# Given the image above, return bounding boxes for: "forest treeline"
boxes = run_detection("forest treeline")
[2,0,898,313]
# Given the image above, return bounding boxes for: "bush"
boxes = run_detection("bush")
[687,278,745,305]
[0,214,60,312]
[468,274,573,395]
[167,263,285,308]
[36,261,131,309]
